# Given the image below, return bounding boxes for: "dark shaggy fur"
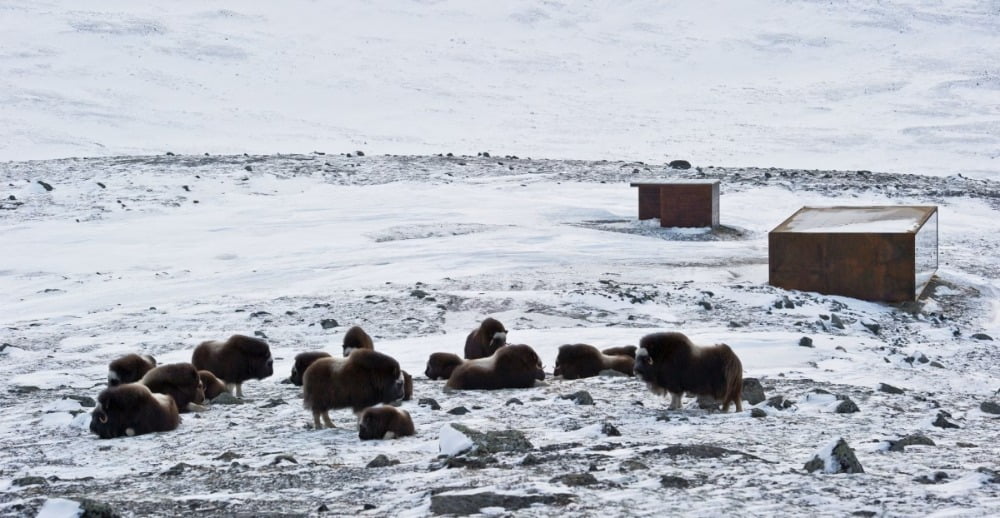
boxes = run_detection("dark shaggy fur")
[290,351,333,386]
[634,332,743,412]
[402,370,413,401]
[192,335,274,398]
[601,345,637,358]
[554,344,634,379]
[425,352,464,380]
[90,384,180,439]
[198,370,228,400]
[342,326,374,357]
[107,353,157,386]
[302,350,405,429]
[358,406,415,440]
[446,344,544,390]
[464,317,508,359]
[139,363,206,413]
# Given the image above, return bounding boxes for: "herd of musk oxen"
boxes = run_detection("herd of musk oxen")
[90,318,744,441]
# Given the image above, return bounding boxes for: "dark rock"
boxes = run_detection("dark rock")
[96,182,106,189]
[668,160,692,170]
[271,454,297,465]
[878,383,905,395]
[249,311,271,318]
[742,378,766,405]
[835,398,860,414]
[971,333,993,341]
[803,438,864,474]
[447,406,470,415]
[977,467,1000,484]
[655,444,767,462]
[211,392,243,405]
[851,512,876,517]
[601,422,621,436]
[213,451,241,461]
[750,408,767,418]
[410,289,429,299]
[366,454,398,468]
[37,180,54,191]
[698,300,712,310]
[932,411,960,429]
[317,504,329,513]
[12,476,47,486]
[259,398,286,408]
[505,398,524,406]
[80,499,120,518]
[443,456,496,469]
[356,150,365,157]
[429,492,573,515]
[520,454,543,466]
[244,165,253,172]
[767,395,794,410]
[981,401,1000,414]
[161,463,193,477]
[659,475,691,489]
[6,195,14,201]
[861,320,881,335]
[888,434,936,452]
[560,390,594,405]
[418,398,441,410]
[67,395,97,407]
[619,460,648,472]
[448,424,533,454]
[799,337,814,348]
[551,473,598,486]
[929,361,945,369]
[254,330,268,339]
[320,318,339,329]
[363,504,376,510]
[914,471,949,484]
[830,314,846,329]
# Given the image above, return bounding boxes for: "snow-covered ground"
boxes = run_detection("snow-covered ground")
[1,154,999,516]
[1,1,999,178]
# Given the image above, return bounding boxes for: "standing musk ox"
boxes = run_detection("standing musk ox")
[554,344,634,379]
[90,384,180,439]
[107,353,157,386]
[464,318,507,360]
[601,345,637,358]
[192,335,274,398]
[342,326,374,357]
[199,370,228,400]
[140,363,206,413]
[302,349,406,429]
[446,344,545,390]
[634,332,743,412]
[290,351,333,386]
[425,352,463,380]
[358,405,415,440]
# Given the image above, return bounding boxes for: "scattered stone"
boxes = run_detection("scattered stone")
[977,467,1000,484]
[659,475,691,489]
[932,410,960,429]
[317,504,329,513]
[249,311,271,318]
[971,333,993,341]
[861,320,881,335]
[429,492,573,515]
[655,444,767,462]
[443,455,496,469]
[96,182,106,189]
[619,460,648,472]
[271,454,297,465]
[697,300,712,311]
[798,337,814,348]
[161,463,193,477]
[505,398,523,406]
[929,361,945,369]
[551,473,598,486]
[254,330,268,339]
[362,504,376,511]
[668,160,692,170]
[259,398,286,408]
[410,289,429,299]
[767,395,794,410]
[601,422,621,436]
[520,454,543,466]
[366,454,398,468]
[447,406,470,415]
[79,499,120,518]
[418,398,441,410]
[12,476,47,486]
[447,424,533,455]
[750,408,767,418]
[66,395,97,407]
[37,180,54,191]
[742,378,766,405]
[888,434,936,452]
[356,150,365,156]
[213,451,241,461]
[244,165,253,172]
[957,442,977,448]
[830,314,846,329]
[804,438,864,474]
[980,401,1000,414]
[835,398,860,414]
[320,318,339,329]
[914,471,949,484]
[211,392,243,405]
[560,390,594,405]
[878,383,905,395]
[655,412,671,422]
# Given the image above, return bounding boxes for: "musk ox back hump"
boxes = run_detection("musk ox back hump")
[192,335,273,384]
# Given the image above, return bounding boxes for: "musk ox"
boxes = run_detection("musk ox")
[554,344,634,379]
[464,318,507,360]
[601,345,637,358]
[425,352,464,380]
[342,326,374,357]
[634,332,743,412]
[290,351,333,386]
[107,353,157,386]
[446,344,544,390]
[198,370,228,400]
[90,383,180,439]
[358,405,415,440]
[139,363,206,413]
[302,349,405,429]
[192,335,273,398]
[402,370,413,401]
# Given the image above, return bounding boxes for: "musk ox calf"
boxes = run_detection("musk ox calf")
[107,353,157,386]
[192,335,273,398]
[342,326,374,357]
[90,384,180,439]
[140,363,206,412]
[635,332,743,412]
[446,344,544,390]
[425,352,464,380]
[199,370,228,400]
[302,349,405,429]
[464,318,507,359]
[554,344,634,379]
[290,351,333,386]
[601,345,637,358]
[358,406,415,440]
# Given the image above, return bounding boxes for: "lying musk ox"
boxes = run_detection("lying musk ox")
[290,351,333,386]
[198,370,228,400]
[139,363,206,412]
[342,325,374,357]
[554,344,634,379]
[601,345,637,358]
[634,332,743,412]
[446,344,545,390]
[90,383,180,439]
[192,335,273,398]
[107,353,157,386]
[425,352,464,380]
[302,349,406,429]
[358,405,415,440]
[464,318,507,359]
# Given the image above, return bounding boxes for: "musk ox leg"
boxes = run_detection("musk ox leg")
[322,411,335,429]
[234,383,245,399]
[669,392,683,410]
[722,397,743,413]
[125,427,136,437]
[384,431,397,440]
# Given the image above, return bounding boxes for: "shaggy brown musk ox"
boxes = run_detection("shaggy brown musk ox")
[90,384,180,439]
[342,326,374,357]
[446,344,544,390]
[634,332,743,412]
[198,370,228,400]
[302,349,405,429]
[601,345,637,358]
[554,343,634,379]
[358,405,416,440]
[107,353,157,386]
[192,335,273,398]
[290,351,333,386]
[463,318,507,359]
[424,352,464,380]
[139,362,206,412]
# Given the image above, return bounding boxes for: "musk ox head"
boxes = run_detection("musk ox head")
[139,362,205,412]
[290,351,333,386]
[107,353,157,386]
[90,384,180,439]
[342,326,374,357]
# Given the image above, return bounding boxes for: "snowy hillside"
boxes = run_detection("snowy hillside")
[1,153,999,516]
[1,1,999,177]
